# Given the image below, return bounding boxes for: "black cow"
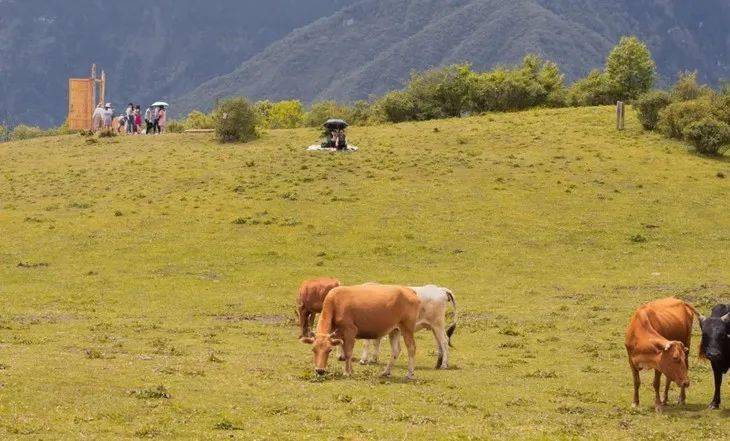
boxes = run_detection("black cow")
[699,304,730,409]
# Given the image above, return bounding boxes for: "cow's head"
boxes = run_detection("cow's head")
[699,313,730,362]
[300,332,343,375]
[656,340,690,388]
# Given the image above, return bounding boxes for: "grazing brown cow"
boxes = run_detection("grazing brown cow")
[296,277,341,338]
[300,284,420,379]
[625,297,696,412]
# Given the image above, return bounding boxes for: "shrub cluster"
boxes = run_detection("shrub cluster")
[213,98,260,143]
[636,73,730,155]
[183,36,657,131]
[567,36,655,106]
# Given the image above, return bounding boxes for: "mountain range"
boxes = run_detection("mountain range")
[1,0,728,127]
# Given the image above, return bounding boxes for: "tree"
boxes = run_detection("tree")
[213,98,259,143]
[605,36,656,100]
[267,100,305,129]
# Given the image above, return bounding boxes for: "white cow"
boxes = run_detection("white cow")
[360,285,457,369]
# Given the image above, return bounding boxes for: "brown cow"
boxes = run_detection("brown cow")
[300,284,420,379]
[296,277,340,338]
[625,297,695,412]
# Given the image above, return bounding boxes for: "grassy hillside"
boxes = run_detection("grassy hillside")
[0,106,728,439]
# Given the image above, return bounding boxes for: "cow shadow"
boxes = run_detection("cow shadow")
[661,402,728,415]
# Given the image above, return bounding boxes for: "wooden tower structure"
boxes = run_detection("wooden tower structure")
[67,64,106,130]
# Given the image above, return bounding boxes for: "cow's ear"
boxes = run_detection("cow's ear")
[721,313,730,323]
[329,338,343,346]
[300,336,315,344]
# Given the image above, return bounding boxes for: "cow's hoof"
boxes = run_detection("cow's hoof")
[677,399,686,406]
[654,405,664,413]
[405,373,416,381]
[338,355,346,362]
[708,403,720,410]
[380,371,391,378]
[438,364,449,370]
[359,359,368,365]
[631,402,639,409]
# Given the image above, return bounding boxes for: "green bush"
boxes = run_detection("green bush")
[605,36,655,100]
[658,99,714,139]
[376,90,417,123]
[682,118,730,155]
[0,125,8,142]
[10,124,45,140]
[304,101,351,127]
[347,100,376,126]
[670,71,713,102]
[469,56,565,112]
[166,120,185,133]
[634,90,672,130]
[406,64,472,119]
[213,98,259,143]
[567,70,617,106]
[266,100,305,129]
[182,110,215,130]
[711,92,730,125]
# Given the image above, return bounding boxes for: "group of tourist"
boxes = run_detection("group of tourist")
[91,102,167,135]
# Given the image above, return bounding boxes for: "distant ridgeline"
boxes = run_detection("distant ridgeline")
[174,0,730,116]
[0,0,728,128]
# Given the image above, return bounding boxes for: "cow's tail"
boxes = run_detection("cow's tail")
[445,288,457,347]
[685,301,708,359]
[685,302,705,329]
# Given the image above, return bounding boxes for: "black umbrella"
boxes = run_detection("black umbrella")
[323,119,348,130]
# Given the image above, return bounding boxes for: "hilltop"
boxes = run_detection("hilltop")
[0,107,728,438]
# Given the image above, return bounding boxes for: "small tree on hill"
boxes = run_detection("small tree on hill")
[605,36,656,100]
[670,71,713,102]
[213,98,259,143]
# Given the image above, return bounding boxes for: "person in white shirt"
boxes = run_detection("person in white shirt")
[92,104,104,131]
[102,104,114,129]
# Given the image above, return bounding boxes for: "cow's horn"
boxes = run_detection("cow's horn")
[663,342,672,351]
[698,313,706,323]
[721,313,730,323]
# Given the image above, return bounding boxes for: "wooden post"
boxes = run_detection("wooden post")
[616,101,625,130]
[99,70,106,105]
[91,64,97,106]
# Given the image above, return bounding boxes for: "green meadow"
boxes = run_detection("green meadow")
[0,106,728,439]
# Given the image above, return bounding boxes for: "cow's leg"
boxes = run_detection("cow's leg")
[360,340,372,365]
[653,370,664,413]
[432,326,449,369]
[709,362,723,410]
[337,320,349,362]
[297,306,309,338]
[662,378,670,405]
[678,346,689,405]
[370,337,381,363]
[342,336,356,376]
[381,329,401,377]
[401,328,417,380]
[630,365,640,408]
[306,312,317,337]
